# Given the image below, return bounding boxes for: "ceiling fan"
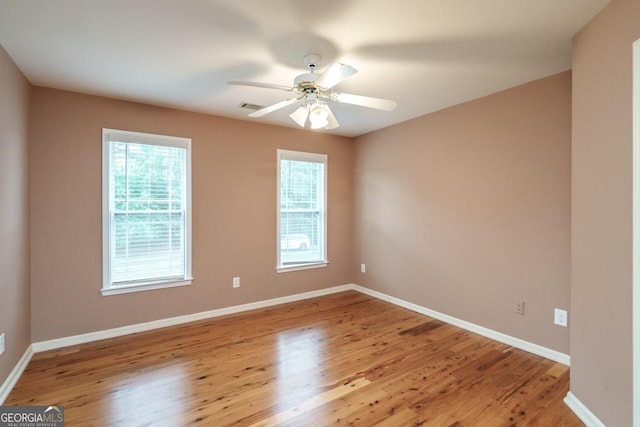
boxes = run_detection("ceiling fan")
[229,54,397,130]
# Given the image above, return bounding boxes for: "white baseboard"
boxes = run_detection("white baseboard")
[0,345,33,404]
[564,392,606,427]
[7,283,570,406]
[32,284,354,352]
[32,283,570,364]
[351,285,571,366]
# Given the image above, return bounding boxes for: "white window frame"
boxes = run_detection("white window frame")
[102,128,193,296]
[277,149,328,273]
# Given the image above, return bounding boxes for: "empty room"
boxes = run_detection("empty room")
[0,1,638,426]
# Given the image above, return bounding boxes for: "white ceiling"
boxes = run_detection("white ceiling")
[0,0,609,137]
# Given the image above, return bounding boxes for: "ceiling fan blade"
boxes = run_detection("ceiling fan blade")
[330,92,397,111]
[289,105,309,127]
[249,97,299,117]
[315,63,357,89]
[324,105,340,130]
[228,81,293,92]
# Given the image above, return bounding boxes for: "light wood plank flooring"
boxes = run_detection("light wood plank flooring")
[7,291,583,426]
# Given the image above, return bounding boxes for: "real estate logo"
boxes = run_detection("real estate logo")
[0,406,64,427]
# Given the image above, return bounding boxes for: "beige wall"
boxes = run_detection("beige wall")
[354,72,572,353]
[0,46,31,385]
[571,0,640,425]
[29,88,355,342]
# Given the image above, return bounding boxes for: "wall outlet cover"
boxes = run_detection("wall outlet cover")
[554,308,568,327]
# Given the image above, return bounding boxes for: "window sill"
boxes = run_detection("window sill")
[101,278,193,296]
[276,262,328,273]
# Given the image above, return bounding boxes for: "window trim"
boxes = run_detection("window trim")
[101,128,193,296]
[276,149,328,273]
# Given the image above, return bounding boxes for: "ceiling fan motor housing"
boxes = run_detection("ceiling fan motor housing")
[294,73,321,94]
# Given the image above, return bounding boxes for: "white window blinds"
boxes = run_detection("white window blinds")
[102,129,192,294]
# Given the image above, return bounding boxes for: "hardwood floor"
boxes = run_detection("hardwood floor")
[7,291,583,426]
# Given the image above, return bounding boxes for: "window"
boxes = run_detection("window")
[277,149,327,272]
[102,129,192,295]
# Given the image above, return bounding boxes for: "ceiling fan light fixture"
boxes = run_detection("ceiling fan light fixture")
[324,105,340,130]
[309,102,330,129]
[289,105,309,127]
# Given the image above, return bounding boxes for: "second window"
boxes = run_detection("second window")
[277,149,327,271]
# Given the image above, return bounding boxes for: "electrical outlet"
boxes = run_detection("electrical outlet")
[233,277,240,288]
[361,264,366,273]
[554,308,568,327]
[0,333,5,355]
[515,301,525,315]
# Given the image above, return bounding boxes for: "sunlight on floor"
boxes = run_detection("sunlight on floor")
[107,364,188,424]
[274,328,326,418]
